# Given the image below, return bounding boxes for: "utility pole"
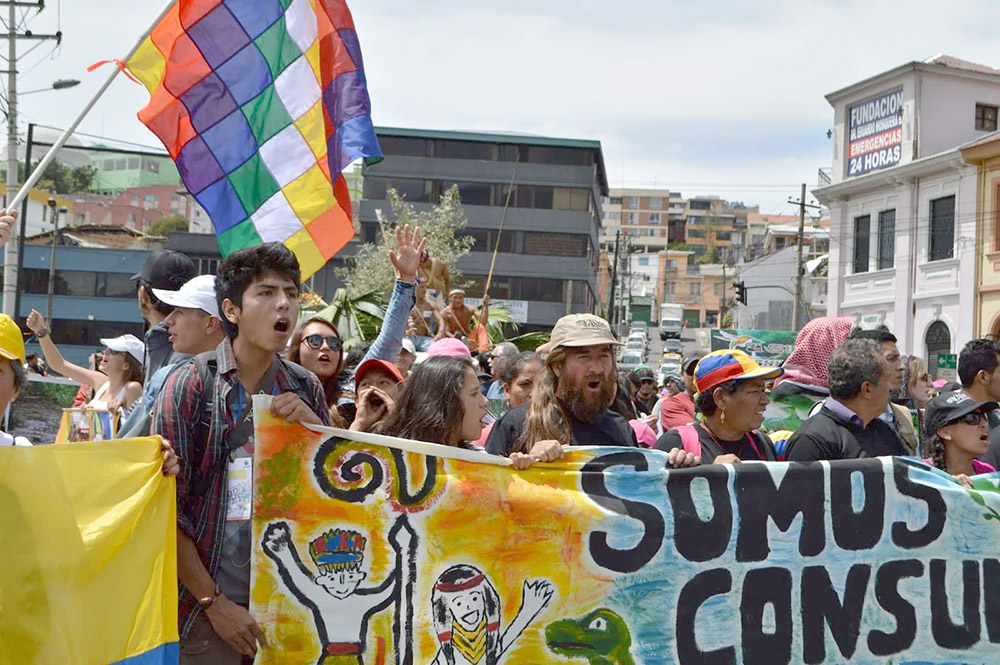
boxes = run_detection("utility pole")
[2,1,62,316]
[607,230,620,326]
[788,184,823,331]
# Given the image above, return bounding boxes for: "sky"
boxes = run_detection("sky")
[10,0,1000,215]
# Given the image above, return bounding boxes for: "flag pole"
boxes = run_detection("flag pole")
[4,1,173,215]
[483,167,516,298]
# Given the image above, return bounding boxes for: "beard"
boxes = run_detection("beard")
[557,370,616,423]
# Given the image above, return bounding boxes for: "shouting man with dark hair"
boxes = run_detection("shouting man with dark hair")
[153,243,332,664]
[784,339,907,461]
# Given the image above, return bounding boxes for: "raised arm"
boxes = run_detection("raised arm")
[363,224,423,364]
[25,309,107,388]
[262,522,326,606]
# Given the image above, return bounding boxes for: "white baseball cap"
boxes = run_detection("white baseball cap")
[400,338,416,355]
[100,334,145,365]
[152,274,219,318]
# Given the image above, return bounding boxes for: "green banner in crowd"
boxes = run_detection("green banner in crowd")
[711,329,798,367]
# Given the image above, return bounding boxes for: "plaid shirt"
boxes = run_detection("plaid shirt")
[152,337,331,636]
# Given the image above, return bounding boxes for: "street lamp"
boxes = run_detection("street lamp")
[19,79,80,96]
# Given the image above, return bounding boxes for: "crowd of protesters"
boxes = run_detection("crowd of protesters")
[3,205,1000,663]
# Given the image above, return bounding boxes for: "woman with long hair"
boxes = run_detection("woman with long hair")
[380,355,487,449]
[26,309,143,415]
[922,391,996,487]
[287,224,423,426]
[903,355,934,409]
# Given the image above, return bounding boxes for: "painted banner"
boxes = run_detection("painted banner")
[0,437,178,664]
[847,88,904,177]
[251,401,1000,664]
[710,329,797,367]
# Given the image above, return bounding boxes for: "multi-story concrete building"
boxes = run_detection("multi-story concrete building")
[814,55,1000,367]
[360,127,607,331]
[89,152,181,196]
[683,197,754,262]
[657,250,733,328]
[600,188,677,252]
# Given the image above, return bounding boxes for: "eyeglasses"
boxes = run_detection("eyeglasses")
[640,378,655,384]
[302,334,343,351]
[951,412,986,426]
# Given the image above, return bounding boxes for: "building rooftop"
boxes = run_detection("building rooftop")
[826,54,1000,102]
[26,224,164,250]
[375,125,608,194]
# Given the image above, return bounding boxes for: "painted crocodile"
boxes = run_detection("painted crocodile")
[545,608,634,665]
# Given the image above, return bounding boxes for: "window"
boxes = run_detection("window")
[628,212,636,224]
[102,159,114,170]
[666,259,677,269]
[144,194,157,203]
[604,211,620,223]
[442,181,492,206]
[929,195,955,261]
[649,196,663,209]
[689,200,711,211]
[648,213,661,224]
[609,197,622,205]
[523,232,588,257]
[378,136,428,157]
[127,157,140,169]
[629,196,639,208]
[714,282,724,297]
[553,188,590,211]
[690,283,702,296]
[438,140,494,161]
[465,228,514,253]
[116,159,126,170]
[853,214,870,273]
[145,159,160,173]
[877,209,895,270]
[715,231,731,241]
[638,256,649,266]
[663,282,675,296]
[976,103,998,132]
[687,229,704,239]
[363,177,428,202]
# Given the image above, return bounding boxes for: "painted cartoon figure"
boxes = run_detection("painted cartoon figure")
[431,564,554,665]
[263,521,409,664]
[545,608,635,665]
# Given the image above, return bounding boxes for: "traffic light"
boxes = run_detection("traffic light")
[734,280,747,305]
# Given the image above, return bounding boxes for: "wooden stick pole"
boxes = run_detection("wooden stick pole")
[483,168,516,297]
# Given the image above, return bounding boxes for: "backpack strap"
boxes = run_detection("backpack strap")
[676,425,701,458]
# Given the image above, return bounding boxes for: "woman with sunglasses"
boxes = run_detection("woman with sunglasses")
[922,390,997,487]
[287,224,424,424]
[26,309,144,416]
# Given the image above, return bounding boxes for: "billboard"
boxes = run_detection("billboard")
[847,88,904,177]
[711,328,797,367]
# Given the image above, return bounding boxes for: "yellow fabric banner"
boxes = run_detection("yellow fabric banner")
[0,437,178,664]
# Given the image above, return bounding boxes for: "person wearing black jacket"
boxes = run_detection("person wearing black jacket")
[785,339,907,461]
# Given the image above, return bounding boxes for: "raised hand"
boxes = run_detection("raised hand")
[389,223,426,284]
[26,309,47,335]
[521,579,555,615]
[263,521,291,553]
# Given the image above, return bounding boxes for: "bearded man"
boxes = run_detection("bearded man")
[485,314,638,458]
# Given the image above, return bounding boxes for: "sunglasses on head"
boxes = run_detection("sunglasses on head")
[302,334,343,351]
[951,411,986,426]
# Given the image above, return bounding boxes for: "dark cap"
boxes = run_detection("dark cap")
[132,250,197,291]
[683,356,701,375]
[923,390,998,437]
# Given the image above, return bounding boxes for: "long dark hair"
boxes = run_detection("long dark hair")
[379,356,475,447]
[286,317,344,407]
[514,346,572,454]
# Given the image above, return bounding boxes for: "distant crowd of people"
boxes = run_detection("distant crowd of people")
[1,204,997,663]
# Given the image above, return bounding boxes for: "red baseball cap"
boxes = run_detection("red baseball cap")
[354,358,404,392]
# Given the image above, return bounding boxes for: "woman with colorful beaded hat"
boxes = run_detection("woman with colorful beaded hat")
[654,349,783,464]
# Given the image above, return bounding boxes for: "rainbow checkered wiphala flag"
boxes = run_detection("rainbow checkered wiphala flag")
[126,0,381,278]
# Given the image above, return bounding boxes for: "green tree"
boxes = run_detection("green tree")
[148,214,189,236]
[29,160,97,195]
[336,185,474,297]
